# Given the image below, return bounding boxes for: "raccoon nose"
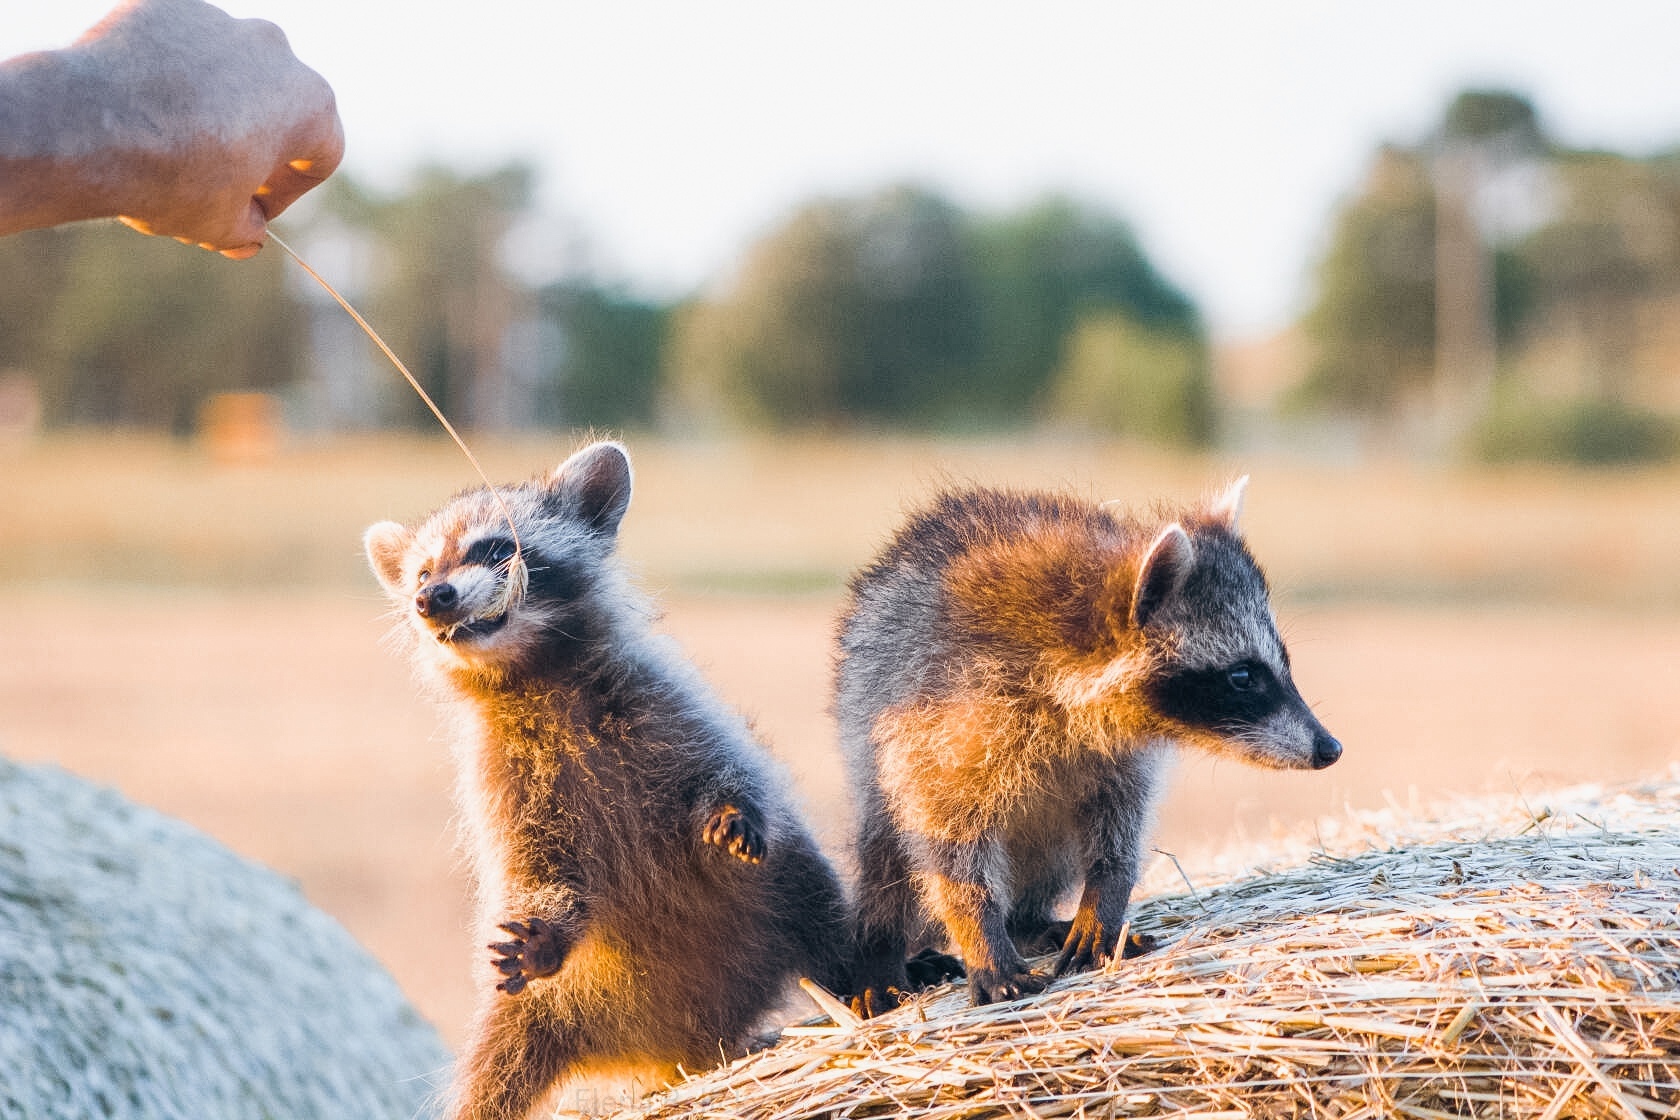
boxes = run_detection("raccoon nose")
[415,582,458,619]
[1311,731,1343,770]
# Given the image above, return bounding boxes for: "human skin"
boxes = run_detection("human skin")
[0,0,343,258]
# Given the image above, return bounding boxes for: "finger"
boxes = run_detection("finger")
[498,921,533,939]
[257,111,345,222]
[218,240,263,261]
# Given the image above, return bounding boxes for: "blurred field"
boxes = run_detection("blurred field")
[1,433,1677,1047]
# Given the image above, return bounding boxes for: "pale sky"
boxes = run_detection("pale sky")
[11,2,1680,339]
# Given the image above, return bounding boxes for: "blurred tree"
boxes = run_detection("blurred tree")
[966,195,1203,422]
[668,186,1204,436]
[1296,85,1680,464]
[845,186,982,423]
[1439,88,1543,148]
[667,197,854,427]
[538,280,668,429]
[0,228,74,375]
[0,223,300,432]
[1042,310,1212,444]
[1431,89,1548,423]
[1294,146,1440,415]
[315,164,536,430]
[667,184,980,428]
[1511,151,1680,401]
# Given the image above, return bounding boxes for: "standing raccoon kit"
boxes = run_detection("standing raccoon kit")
[365,442,852,1120]
[364,440,1340,1117]
[838,479,1341,1015]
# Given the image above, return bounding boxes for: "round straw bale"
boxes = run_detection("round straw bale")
[0,756,448,1120]
[624,774,1680,1119]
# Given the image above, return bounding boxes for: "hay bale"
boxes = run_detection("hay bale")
[0,756,448,1119]
[626,774,1680,1119]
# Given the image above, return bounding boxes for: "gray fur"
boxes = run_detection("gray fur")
[366,441,851,1120]
[836,481,1340,1013]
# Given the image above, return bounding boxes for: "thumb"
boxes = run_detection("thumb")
[215,199,269,259]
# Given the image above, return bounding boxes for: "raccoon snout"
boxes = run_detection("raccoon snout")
[1311,730,1343,770]
[415,581,460,620]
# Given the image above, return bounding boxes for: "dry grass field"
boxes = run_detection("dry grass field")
[1,433,1677,1049]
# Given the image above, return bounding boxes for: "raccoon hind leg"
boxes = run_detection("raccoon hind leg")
[450,992,582,1120]
[850,812,918,1018]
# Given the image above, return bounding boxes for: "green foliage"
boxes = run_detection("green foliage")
[0,223,300,433]
[668,185,981,428]
[1,163,1198,439]
[1469,390,1679,465]
[843,187,983,423]
[315,165,536,428]
[1294,100,1546,420]
[668,185,1204,437]
[1296,84,1680,461]
[538,281,667,429]
[1042,311,1212,444]
[967,196,1201,419]
[1293,147,1438,415]
[1439,89,1543,147]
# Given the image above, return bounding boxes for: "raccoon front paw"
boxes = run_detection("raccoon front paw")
[1051,916,1158,977]
[967,964,1048,1006]
[702,804,765,864]
[849,954,910,1019]
[903,946,966,989]
[1121,931,1160,959]
[1051,912,1116,977]
[850,980,902,1020]
[489,917,569,995]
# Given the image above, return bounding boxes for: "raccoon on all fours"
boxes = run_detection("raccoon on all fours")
[364,441,852,1120]
[836,478,1342,1015]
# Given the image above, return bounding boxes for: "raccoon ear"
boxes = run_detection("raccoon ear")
[1210,475,1249,531]
[1131,523,1195,628]
[363,521,413,597]
[551,441,633,537]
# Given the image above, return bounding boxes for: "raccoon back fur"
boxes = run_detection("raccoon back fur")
[836,478,1341,1014]
[365,441,851,1120]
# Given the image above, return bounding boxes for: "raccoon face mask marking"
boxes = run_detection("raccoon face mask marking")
[1145,658,1341,770]
[362,442,637,671]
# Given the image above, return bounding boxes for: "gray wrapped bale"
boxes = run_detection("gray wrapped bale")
[0,756,449,1119]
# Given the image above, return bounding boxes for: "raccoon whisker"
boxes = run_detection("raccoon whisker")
[485,553,529,619]
[537,620,584,643]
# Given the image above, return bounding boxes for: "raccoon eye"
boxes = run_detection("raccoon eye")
[1227,664,1256,691]
[465,536,519,568]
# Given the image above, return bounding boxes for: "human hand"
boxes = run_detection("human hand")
[71,0,344,258]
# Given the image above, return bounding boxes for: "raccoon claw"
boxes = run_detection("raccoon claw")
[850,982,902,1020]
[1052,914,1115,977]
[490,916,568,995]
[1052,922,1159,976]
[968,965,1048,1005]
[1121,931,1159,959]
[702,804,765,864]
[904,946,966,988]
